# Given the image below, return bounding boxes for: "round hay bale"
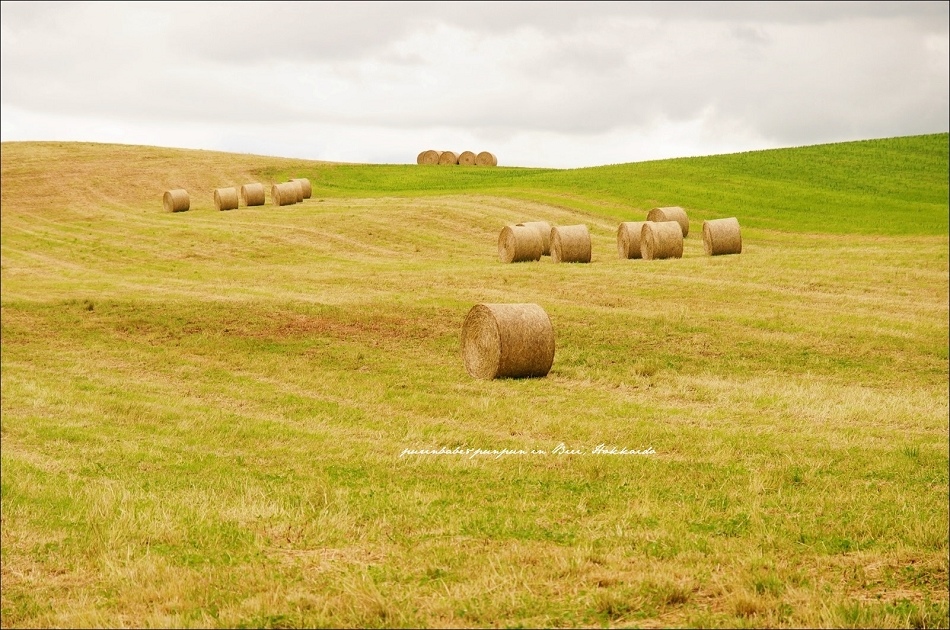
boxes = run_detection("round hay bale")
[647,206,689,237]
[285,180,303,203]
[498,225,543,263]
[271,182,298,206]
[617,221,646,259]
[162,189,189,213]
[417,150,427,165]
[516,221,552,256]
[461,303,555,380]
[438,151,459,165]
[213,187,239,211]
[291,178,312,199]
[641,221,684,260]
[458,151,477,166]
[240,183,265,206]
[418,150,442,165]
[703,217,742,256]
[550,224,591,263]
[476,151,498,166]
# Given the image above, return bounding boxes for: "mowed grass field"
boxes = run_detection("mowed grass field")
[1,135,947,628]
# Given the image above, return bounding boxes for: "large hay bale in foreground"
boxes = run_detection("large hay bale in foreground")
[641,221,684,260]
[498,225,543,263]
[476,151,498,166]
[461,303,555,380]
[703,217,742,256]
[240,183,265,206]
[271,182,298,206]
[438,151,460,165]
[162,189,190,213]
[647,206,690,237]
[458,151,477,166]
[617,221,647,259]
[291,178,312,199]
[550,224,592,263]
[516,221,552,256]
[213,187,239,211]
[418,150,443,165]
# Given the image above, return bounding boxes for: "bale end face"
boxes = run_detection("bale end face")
[461,303,555,380]
[475,151,498,166]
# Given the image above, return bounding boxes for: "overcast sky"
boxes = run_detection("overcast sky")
[1,1,947,168]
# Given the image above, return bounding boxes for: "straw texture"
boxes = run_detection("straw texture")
[162,189,190,213]
[647,206,690,237]
[550,224,592,263]
[438,151,460,165]
[617,221,646,259]
[418,150,442,165]
[214,187,239,211]
[516,221,552,256]
[703,217,742,256]
[458,151,477,166]
[476,151,498,166]
[291,178,312,199]
[641,221,684,260]
[498,225,543,263]
[461,303,555,380]
[271,182,298,206]
[240,183,265,206]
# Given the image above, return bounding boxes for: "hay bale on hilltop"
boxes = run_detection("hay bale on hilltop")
[418,150,443,165]
[641,221,684,260]
[703,217,742,256]
[476,151,498,166]
[240,183,265,206]
[458,151,477,166]
[647,206,689,237]
[271,182,298,206]
[163,189,190,213]
[498,225,543,263]
[550,224,591,263]
[617,221,646,259]
[461,303,555,380]
[291,178,312,199]
[516,221,552,256]
[438,151,460,165]
[213,187,239,211]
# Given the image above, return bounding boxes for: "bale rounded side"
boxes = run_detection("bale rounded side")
[516,221,552,256]
[641,221,684,260]
[498,225,543,263]
[617,221,646,259]
[647,206,689,237]
[240,183,265,206]
[550,224,592,263]
[461,303,555,380]
[703,217,742,256]
[271,182,298,206]
[438,151,460,165]
[476,151,498,166]
[162,189,190,213]
[213,187,239,211]
[291,178,312,199]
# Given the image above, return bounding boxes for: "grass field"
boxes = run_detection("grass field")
[1,135,948,628]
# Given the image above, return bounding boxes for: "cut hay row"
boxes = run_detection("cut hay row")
[461,303,555,380]
[417,150,498,166]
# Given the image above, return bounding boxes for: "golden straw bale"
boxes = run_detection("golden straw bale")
[703,217,742,255]
[647,206,689,237]
[617,221,646,259]
[418,150,442,165]
[240,183,265,206]
[476,151,498,166]
[461,303,555,380]
[641,221,684,260]
[498,225,543,263]
[213,187,239,211]
[291,178,312,199]
[271,182,298,206]
[550,224,592,263]
[516,221,552,256]
[162,189,190,213]
[438,151,460,165]
[458,151,477,166]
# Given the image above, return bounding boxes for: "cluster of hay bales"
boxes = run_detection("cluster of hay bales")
[618,207,742,260]
[162,178,313,212]
[497,221,592,264]
[417,150,497,166]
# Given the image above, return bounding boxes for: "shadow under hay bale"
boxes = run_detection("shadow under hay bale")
[163,189,190,213]
[703,217,742,255]
[438,151,460,165]
[458,151,477,166]
[418,150,442,165]
[617,221,646,259]
[240,183,265,206]
[648,206,690,237]
[476,151,498,166]
[641,221,684,260]
[461,303,555,380]
[551,224,592,263]
[214,187,239,211]
[499,225,543,263]
[516,221,552,256]
[271,182,298,206]
[291,178,312,199]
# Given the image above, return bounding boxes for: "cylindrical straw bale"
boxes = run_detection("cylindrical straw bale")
[417,150,427,165]
[703,217,742,256]
[641,221,684,260]
[240,183,265,206]
[550,224,591,263]
[213,187,239,211]
[458,151,477,166]
[162,189,190,213]
[271,182,298,206]
[285,180,303,203]
[418,150,442,165]
[516,221,552,256]
[438,151,459,165]
[291,178,312,199]
[617,221,647,259]
[461,303,555,380]
[498,225,543,263]
[647,206,689,237]
[476,151,498,166]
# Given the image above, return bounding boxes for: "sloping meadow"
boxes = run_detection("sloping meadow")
[1,137,947,628]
